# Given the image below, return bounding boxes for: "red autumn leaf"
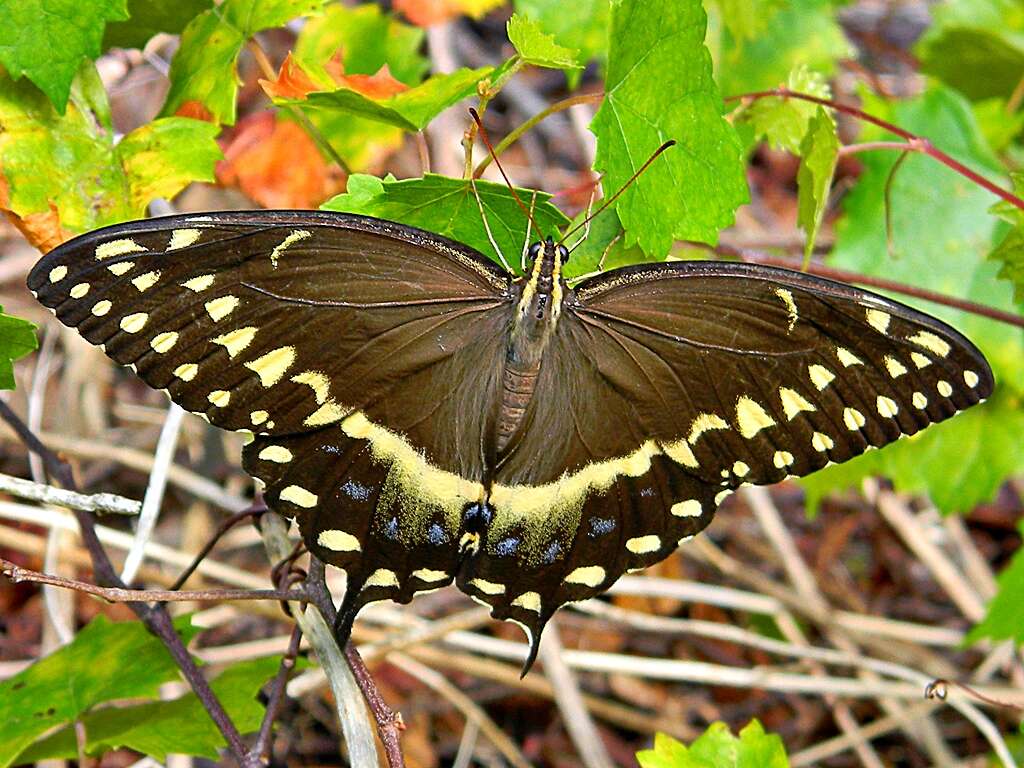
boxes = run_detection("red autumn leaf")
[215,112,344,209]
[0,172,69,253]
[174,100,215,122]
[333,64,408,99]
[259,53,323,100]
[262,51,408,102]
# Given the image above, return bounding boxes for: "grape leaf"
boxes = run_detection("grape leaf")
[512,0,609,87]
[288,65,501,132]
[916,0,1024,102]
[0,0,128,114]
[0,67,221,237]
[15,656,294,763]
[102,0,213,51]
[0,616,199,768]
[966,521,1024,645]
[637,722,788,768]
[714,0,852,100]
[742,66,831,154]
[0,308,37,390]
[160,0,327,124]
[796,107,839,259]
[987,173,1024,306]
[507,13,581,71]
[562,207,658,280]
[323,173,569,272]
[294,3,427,87]
[591,0,748,256]
[802,85,1024,514]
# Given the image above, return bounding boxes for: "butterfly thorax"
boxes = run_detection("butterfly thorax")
[495,238,567,454]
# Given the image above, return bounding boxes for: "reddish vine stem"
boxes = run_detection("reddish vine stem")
[252,608,305,762]
[926,678,1024,714]
[709,245,1024,329]
[728,88,1024,212]
[0,398,252,766]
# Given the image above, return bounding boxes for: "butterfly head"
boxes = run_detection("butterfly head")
[526,237,569,268]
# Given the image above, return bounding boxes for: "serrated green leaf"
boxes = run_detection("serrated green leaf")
[710,0,784,43]
[743,65,831,154]
[16,656,297,763]
[294,3,427,87]
[507,14,581,71]
[0,616,200,768]
[323,173,569,271]
[0,0,128,113]
[714,0,852,100]
[562,207,658,279]
[796,107,838,259]
[161,0,327,124]
[802,85,1024,514]
[512,0,608,88]
[293,65,499,132]
[987,172,1024,307]
[103,0,213,50]
[591,0,748,256]
[916,0,1024,102]
[637,721,789,768]
[1,67,222,233]
[966,521,1024,646]
[0,307,37,389]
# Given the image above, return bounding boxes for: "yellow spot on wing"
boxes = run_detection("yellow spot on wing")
[213,327,257,358]
[773,450,794,468]
[511,591,541,612]
[876,395,899,418]
[258,445,293,463]
[937,380,953,397]
[912,391,928,409]
[292,370,331,404]
[173,363,198,381]
[773,287,798,331]
[811,432,834,452]
[151,331,179,353]
[469,578,506,595]
[735,396,775,439]
[91,300,112,317]
[714,489,732,505]
[689,412,730,444]
[626,534,661,554]
[70,283,90,298]
[119,312,148,333]
[836,347,863,367]
[245,346,295,387]
[317,529,360,552]
[96,238,145,259]
[565,565,605,587]
[964,370,980,388]
[49,266,67,283]
[250,410,269,425]
[412,568,448,582]
[208,390,230,407]
[205,295,239,322]
[280,485,318,508]
[107,261,134,276]
[907,330,951,357]
[732,460,750,477]
[843,407,866,430]
[663,439,698,468]
[365,568,398,588]
[305,401,347,427]
[808,364,835,390]
[168,228,201,250]
[671,499,702,517]
[270,229,312,268]
[132,271,160,292]
[910,352,932,369]
[884,356,908,378]
[779,387,816,420]
[865,308,891,334]
[182,274,215,292]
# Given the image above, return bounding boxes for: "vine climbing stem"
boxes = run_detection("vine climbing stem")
[728,88,1024,212]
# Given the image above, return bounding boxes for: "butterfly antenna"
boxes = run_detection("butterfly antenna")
[558,139,676,246]
[469,108,544,239]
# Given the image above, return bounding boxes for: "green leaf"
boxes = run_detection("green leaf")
[713,0,852,100]
[987,172,1024,306]
[802,85,1024,514]
[591,0,748,256]
[512,0,609,87]
[637,722,788,768]
[0,616,200,768]
[17,656,292,762]
[966,521,1024,646]
[293,3,428,87]
[743,65,832,154]
[103,0,213,50]
[0,67,222,232]
[562,207,658,280]
[916,0,1024,102]
[161,0,327,124]
[796,107,839,259]
[0,0,128,113]
[710,0,784,43]
[507,13,581,71]
[323,173,569,271]
[293,65,500,133]
[0,308,37,389]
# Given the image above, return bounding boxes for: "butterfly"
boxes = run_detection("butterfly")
[28,210,992,671]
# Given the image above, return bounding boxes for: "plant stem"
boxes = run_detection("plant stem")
[729,88,1024,211]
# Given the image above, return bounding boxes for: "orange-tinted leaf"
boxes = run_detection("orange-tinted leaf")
[334,64,408,99]
[174,100,215,122]
[394,0,503,27]
[259,53,325,100]
[0,173,68,252]
[216,112,344,209]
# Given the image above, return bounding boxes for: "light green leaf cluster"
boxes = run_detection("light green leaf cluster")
[0,308,37,390]
[637,722,789,768]
[796,107,840,259]
[507,13,582,71]
[513,0,609,87]
[743,66,832,153]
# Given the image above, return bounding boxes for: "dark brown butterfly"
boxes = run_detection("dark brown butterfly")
[28,211,993,671]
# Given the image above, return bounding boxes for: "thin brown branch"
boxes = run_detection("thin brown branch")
[729,88,1024,211]
[253,624,304,763]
